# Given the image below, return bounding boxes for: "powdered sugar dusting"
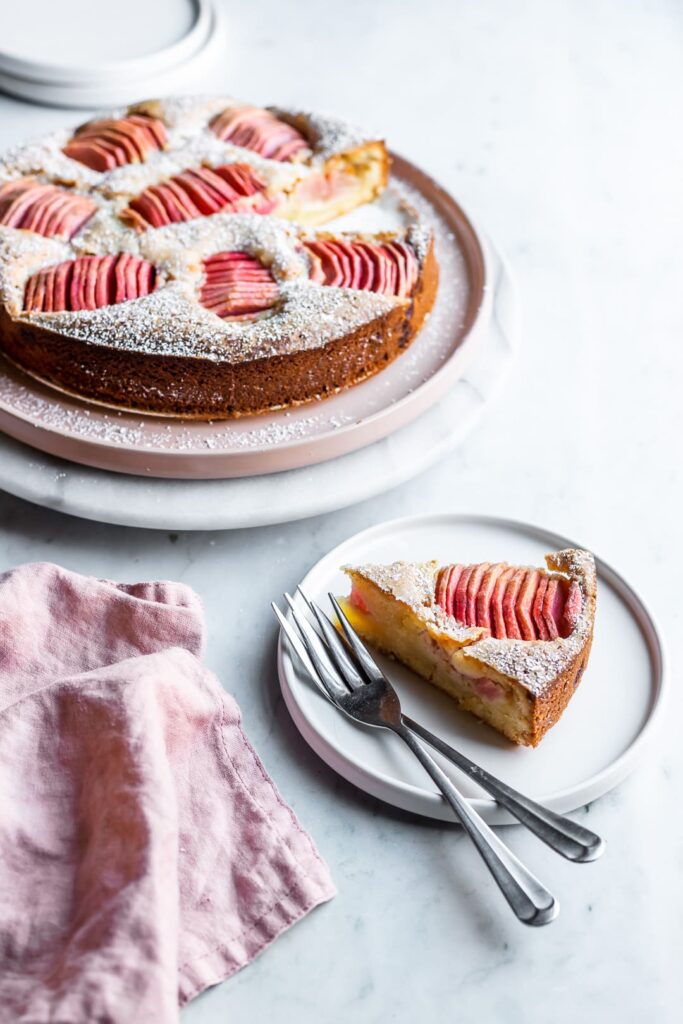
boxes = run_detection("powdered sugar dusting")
[348,551,596,697]
[464,550,596,693]
[347,559,482,643]
[0,96,416,369]
[18,276,397,363]
[270,108,377,163]
[0,163,474,452]
[0,129,99,190]
[0,95,486,454]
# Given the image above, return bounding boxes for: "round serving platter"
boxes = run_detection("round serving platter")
[0,156,489,480]
[278,514,667,824]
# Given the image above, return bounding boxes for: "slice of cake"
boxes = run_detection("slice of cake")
[338,549,596,747]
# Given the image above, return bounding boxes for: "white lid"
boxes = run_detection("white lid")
[0,0,223,107]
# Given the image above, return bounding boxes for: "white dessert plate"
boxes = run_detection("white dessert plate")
[0,157,489,479]
[278,514,666,824]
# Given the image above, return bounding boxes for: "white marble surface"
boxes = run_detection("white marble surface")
[0,1,681,1020]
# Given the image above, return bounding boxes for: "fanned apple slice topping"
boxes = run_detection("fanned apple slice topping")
[122,164,274,230]
[210,106,310,162]
[0,178,96,239]
[435,562,582,641]
[23,254,156,313]
[199,251,279,321]
[63,115,167,172]
[304,239,419,298]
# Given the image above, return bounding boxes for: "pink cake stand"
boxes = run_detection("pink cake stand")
[0,156,489,480]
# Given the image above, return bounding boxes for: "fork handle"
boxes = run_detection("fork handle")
[403,715,605,863]
[394,721,559,926]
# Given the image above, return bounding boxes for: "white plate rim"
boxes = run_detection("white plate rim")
[278,512,667,823]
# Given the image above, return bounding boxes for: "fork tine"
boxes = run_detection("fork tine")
[328,593,385,684]
[273,601,343,703]
[272,602,320,682]
[297,588,365,691]
[284,593,349,699]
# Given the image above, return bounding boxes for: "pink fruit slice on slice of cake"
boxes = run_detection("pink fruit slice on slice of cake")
[337,549,596,747]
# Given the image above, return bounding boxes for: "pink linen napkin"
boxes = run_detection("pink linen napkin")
[0,562,335,1023]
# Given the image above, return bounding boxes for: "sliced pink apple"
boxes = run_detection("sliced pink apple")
[94,255,114,308]
[444,564,464,617]
[542,578,568,641]
[199,251,279,321]
[304,239,419,298]
[531,576,550,640]
[0,178,96,239]
[23,271,37,310]
[435,564,464,619]
[210,106,309,163]
[82,257,98,310]
[561,581,582,636]
[69,257,86,311]
[43,264,56,314]
[475,562,505,632]
[465,562,490,626]
[33,272,48,311]
[63,114,167,171]
[453,565,475,624]
[124,163,270,229]
[517,569,541,640]
[490,566,515,639]
[502,570,526,640]
[435,565,451,608]
[23,254,156,312]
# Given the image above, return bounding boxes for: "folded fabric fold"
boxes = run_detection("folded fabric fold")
[0,562,335,1024]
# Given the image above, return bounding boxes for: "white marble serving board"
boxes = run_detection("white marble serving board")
[0,242,516,529]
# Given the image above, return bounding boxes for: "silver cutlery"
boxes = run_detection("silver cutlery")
[301,591,604,865]
[274,591,571,926]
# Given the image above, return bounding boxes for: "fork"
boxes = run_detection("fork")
[297,590,604,865]
[274,593,560,926]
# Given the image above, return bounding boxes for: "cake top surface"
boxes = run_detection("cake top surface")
[346,549,597,696]
[0,97,377,191]
[0,96,431,366]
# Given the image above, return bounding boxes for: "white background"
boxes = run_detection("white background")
[0,1,681,1020]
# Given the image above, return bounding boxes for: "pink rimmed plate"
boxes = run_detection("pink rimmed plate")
[0,156,490,480]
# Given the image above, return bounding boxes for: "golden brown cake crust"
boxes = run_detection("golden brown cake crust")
[523,627,594,746]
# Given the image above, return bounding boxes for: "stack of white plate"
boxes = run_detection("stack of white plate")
[0,0,222,108]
